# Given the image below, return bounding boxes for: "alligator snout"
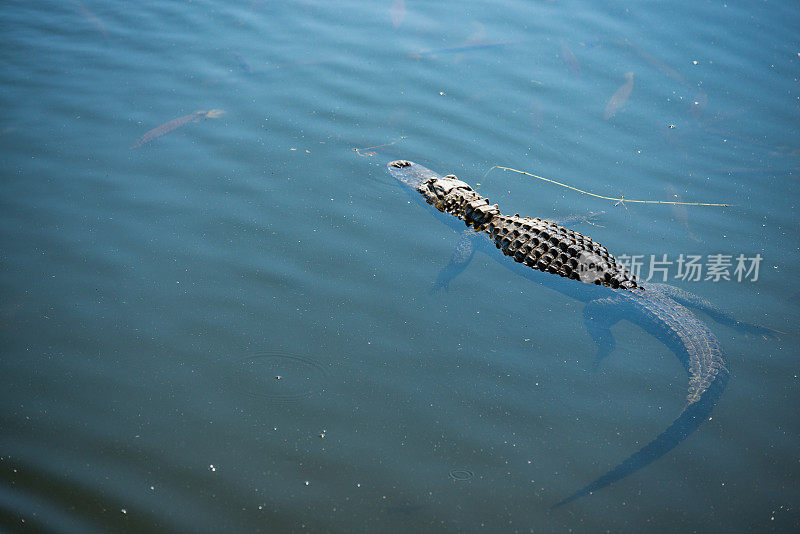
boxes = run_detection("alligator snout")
[387,160,429,189]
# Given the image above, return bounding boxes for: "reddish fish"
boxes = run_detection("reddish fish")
[71,0,107,37]
[559,38,581,76]
[130,109,224,150]
[390,0,406,28]
[626,43,686,87]
[604,72,634,120]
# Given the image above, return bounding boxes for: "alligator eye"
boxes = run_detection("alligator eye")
[390,160,412,168]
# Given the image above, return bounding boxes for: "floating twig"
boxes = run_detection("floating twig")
[353,136,406,157]
[484,165,732,207]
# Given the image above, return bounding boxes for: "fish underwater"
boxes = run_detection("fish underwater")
[408,41,516,59]
[390,0,406,28]
[604,72,634,120]
[231,51,253,75]
[559,38,581,76]
[130,109,225,150]
[70,0,107,37]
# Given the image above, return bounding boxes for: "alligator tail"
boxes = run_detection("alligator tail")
[552,366,728,509]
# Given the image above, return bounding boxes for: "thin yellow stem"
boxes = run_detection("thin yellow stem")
[353,136,407,157]
[484,166,732,207]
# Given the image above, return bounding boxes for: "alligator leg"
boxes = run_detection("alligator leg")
[582,297,623,370]
[430,229,478,293]
[647,283,781,338]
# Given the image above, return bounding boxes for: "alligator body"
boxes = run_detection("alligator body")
[402,159,639,290]
[386,160,756,507]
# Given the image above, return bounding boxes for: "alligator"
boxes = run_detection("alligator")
[387,159,774,508]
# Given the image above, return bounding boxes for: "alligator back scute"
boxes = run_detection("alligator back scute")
[487,213,639,290]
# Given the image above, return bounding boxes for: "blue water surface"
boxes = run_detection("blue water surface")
[1,0,798,532]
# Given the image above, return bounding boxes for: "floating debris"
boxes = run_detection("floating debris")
[604,72,634,120]
[484,165,731,207]
[130,109,225,150]
[353,136,406,157]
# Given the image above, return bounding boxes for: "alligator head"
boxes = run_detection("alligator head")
[388,160,470,194]
[388,160,499,226]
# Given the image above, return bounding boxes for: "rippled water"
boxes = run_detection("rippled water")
[1,1,798,532]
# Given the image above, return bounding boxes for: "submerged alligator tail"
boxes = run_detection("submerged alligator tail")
[553,362,728,507]
[552,281,729,507]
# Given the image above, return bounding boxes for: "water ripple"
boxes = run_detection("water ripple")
[448,468,475,481]
[226,350,329,403]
